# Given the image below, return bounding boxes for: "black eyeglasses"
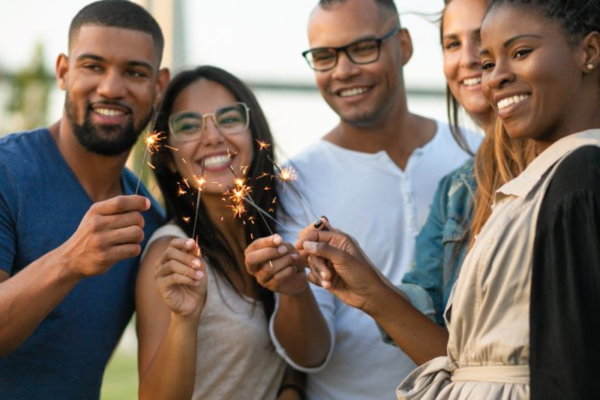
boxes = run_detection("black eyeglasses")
[302,27,400,72]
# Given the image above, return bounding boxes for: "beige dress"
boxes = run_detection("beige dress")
[147,224,286,400]
[397,130,600,400]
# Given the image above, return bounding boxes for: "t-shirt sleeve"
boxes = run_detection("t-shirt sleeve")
[530,146,600,400]
[0,159,18,274]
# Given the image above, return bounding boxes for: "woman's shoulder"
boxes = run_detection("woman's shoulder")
[545,146,600,201]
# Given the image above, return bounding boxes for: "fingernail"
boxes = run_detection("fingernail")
[313,220,323,229]
[321,215,329,222]
[192,258,201,269]
[186,239,195,247]
[195,270,204,279]
[145,198,151,208]
[291,253,299,260]
[277,245,288,255]
[303,241,317,251]
[273,235,283,245]
[320,271,327,279]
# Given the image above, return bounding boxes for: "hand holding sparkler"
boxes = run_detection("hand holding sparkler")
[154,238,208,318]
[296,222,388,312]
[244,234,307,296]
[59,195,150,278]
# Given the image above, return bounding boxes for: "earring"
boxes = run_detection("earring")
[587,63,595,71]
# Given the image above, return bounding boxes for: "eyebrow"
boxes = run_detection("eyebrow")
[76,53,154,71]
[442,28,481,40]
[479,34,543,57]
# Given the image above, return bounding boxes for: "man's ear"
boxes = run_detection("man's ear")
[398,28,413,67]
[154,67,170,107]
[56,53,69,91]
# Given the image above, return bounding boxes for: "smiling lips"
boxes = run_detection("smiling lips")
[497,94,530,110]
[337,86,371,97]
[462,77,482,87]
[202,153,234,172]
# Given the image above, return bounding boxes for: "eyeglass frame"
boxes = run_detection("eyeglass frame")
[301,27,400,72]
[168,102,251,143]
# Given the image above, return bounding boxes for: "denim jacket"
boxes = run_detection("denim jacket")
[400,160,476,327]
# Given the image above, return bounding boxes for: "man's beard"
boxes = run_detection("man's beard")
[66,98,153,156]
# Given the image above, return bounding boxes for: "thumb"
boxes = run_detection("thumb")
[303,241,349,266]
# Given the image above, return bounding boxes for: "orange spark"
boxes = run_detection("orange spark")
[256,139,271,150]
[144,131,165,154]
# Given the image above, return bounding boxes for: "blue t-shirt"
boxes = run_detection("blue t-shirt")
[0,128,164,399]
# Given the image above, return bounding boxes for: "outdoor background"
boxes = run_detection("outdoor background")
[0,1,473,399]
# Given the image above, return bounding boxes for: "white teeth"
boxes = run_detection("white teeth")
[497,94,530,110]
[203,155,231,168]
[94,108,125,117]
[339,87,369,97]
[462,77,482,86]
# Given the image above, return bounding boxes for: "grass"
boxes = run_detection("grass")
[101,325,138,400]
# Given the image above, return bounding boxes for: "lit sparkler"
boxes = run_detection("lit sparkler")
[267,155,319,221]
[190,158,207,244]
[227,166,289,233]
[135,130,165,194]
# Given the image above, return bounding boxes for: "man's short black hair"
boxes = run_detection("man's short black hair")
[69,0,164,64]
[318,0,400,26]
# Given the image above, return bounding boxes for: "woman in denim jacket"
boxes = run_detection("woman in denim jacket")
[399,0,537,328]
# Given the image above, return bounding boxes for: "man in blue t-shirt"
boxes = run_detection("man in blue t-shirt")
[0,2,169,399]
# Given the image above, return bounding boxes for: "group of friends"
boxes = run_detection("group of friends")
[0,0,599,399]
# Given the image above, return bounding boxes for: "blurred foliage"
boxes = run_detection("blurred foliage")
[0,42,53,133]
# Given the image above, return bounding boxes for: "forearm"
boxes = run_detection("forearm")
[139,313,199,400]
[365,284,448,366]
[273,288,330,368]
[0,248,80,357]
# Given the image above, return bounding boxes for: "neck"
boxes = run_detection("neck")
[51,119,130,202]
[325,111,436,170]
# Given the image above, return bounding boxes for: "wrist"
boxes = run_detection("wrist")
[362,280,396,319]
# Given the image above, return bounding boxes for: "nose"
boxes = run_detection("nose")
[200,114,226,146]
[460,41,480,69]
[487,59,515,90]
[96,69,126,99]
[331,51,360,81]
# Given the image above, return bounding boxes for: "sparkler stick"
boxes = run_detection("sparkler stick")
[191,158,207,244]
[267,155,319,221]
[135,130,164,195]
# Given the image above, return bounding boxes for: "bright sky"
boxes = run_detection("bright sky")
[0,0,454,156]
[0,0,445,84]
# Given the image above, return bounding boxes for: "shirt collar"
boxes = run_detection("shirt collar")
[497,129,600,200]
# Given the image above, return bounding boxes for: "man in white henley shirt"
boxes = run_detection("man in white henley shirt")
[244,0,481,399]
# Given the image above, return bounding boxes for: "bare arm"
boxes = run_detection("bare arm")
[245,234,331,368]
[299,229,448,366]
[137,237,207,400]
[0,195,149,357]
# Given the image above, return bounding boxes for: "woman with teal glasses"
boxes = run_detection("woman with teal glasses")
[136,66,302,400]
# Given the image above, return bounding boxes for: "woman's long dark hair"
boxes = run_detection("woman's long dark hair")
[152,66,277,317]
